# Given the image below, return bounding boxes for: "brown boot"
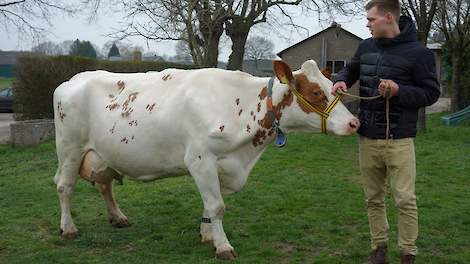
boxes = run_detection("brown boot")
[364,244,389,264]
[400,253,415,264]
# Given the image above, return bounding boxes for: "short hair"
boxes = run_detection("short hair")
[366,0,401,22]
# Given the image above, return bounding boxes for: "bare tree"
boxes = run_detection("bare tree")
[31,40,64,55]
[0,0,77,41]
[107,0,227,67]
[244,35,275,60]
[224,0,364,70]
[435,0,470,111]
[400,0,439,133]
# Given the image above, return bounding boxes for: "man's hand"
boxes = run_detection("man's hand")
[378,79,399,98]
[332,81,347,96]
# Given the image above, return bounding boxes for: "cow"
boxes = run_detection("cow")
[53,60,359,260]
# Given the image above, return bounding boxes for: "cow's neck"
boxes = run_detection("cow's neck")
[241,78,294,149]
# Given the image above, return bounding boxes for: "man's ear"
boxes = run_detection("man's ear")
[273,60,294,84]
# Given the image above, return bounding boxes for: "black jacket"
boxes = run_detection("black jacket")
[334,16,440,139]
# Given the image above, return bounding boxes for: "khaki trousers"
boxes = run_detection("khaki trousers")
[359,136,418,255]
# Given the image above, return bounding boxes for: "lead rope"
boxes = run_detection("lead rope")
[337,84,391,145]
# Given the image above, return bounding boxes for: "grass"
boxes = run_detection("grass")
[0,77,14,91]
[0,113,469,264]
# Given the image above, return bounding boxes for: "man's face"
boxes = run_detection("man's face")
[366,6,395,38]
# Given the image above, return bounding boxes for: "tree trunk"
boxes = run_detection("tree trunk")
[416,32,428,133]
[226,32,249,70]
[451,51,464,112]
[203,31,223,68]
[226,19,250,70]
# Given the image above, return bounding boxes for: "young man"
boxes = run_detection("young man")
[332,1,440,263]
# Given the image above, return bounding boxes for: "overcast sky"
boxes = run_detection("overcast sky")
[0,7,371,62]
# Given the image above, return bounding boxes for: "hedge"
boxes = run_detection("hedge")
[13,55,196,120]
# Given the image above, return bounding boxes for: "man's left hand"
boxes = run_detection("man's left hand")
[378,79,399,98]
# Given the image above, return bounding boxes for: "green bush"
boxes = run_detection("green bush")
[13,55,196,120]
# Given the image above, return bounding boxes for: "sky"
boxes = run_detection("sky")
[0,5,371,62]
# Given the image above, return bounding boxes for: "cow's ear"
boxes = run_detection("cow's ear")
[321,67,332,80]
[273,61,294,84]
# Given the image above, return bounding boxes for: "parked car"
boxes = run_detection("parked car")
[0,87,13,112]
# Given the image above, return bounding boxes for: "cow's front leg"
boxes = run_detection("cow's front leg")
[200,209,213,243]
[186,154,236,260]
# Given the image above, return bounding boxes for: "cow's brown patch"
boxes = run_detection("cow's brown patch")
[259,87,268,100]
[109,122,116,134]
[146,103,156,112]
[121,109,133,118]
[259,91,293,129]
[252,90,293,147]
[162,74,172,81]
[117,80,125,93]
[106,102,120,111]
[219,125,225,132]
[128,120,138,127]
[57,101,66,122]
[293,74,328,114]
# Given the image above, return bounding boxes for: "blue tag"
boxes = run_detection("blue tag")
[275,127,286,147]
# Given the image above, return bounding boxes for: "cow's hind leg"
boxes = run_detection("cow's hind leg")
[97,182,130,228]
[79,150,129,228]
[54,150,81,239]
[185,153,236,260]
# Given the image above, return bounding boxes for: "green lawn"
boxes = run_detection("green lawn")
[0,114,469,264]
[0,77,14,91]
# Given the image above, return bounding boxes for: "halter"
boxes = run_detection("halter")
[266,77,343,139]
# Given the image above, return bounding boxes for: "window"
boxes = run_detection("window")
[326,60,346,74]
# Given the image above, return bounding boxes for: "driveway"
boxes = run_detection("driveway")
[0,113,14,144]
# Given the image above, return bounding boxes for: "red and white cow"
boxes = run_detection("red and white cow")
[53,60,359,260]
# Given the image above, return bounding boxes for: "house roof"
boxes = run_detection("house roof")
[277,23,364,57]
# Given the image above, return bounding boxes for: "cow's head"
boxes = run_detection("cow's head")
[273,60,359,135]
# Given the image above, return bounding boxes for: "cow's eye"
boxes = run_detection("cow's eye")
[313,91,321,96]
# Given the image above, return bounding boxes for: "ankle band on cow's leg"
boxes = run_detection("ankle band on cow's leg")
[201,217,211,223]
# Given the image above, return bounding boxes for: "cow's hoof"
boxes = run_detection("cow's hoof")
[216,250,237,260]
[60,228,80,240]
[110,218,131,228]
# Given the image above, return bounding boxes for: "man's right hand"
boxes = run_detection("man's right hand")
[332,81,347,96]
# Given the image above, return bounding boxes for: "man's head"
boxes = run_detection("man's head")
[366,0,401,38]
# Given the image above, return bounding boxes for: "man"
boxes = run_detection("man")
[332,1,440,263]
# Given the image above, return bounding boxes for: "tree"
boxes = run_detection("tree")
[104,0,363,69]
[132,49,142,61]
[244,35,275,60]
[174,40,193,64]
[106,0,226,67]
[435,0,470,111]
[0,0,80,41]
[108,43,120,58]
[69,39,97,58]
[400,0,439,132]
[31,41,64,55]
